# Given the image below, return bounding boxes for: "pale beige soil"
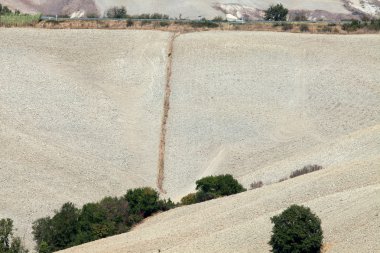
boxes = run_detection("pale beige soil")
[0,28,170,249]
[0,30,379,252]
[60,157,380,253]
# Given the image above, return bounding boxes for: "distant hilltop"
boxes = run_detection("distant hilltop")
[1,0,379,20]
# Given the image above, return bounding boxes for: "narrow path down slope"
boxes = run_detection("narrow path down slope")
[157,32,180,193]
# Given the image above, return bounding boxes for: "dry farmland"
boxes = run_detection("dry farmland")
[0,29,379,252]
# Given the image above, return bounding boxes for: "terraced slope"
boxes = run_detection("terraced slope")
[0,29,170,249]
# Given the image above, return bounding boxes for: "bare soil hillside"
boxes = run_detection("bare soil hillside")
[0,30,379,252]
[0,29,170,249]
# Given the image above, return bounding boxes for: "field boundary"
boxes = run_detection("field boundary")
[157,32,180,193]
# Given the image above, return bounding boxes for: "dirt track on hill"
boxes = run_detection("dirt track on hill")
[0,29,379,251]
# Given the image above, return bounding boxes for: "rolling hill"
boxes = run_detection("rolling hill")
[0,29,379,251]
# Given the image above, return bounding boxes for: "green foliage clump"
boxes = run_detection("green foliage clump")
[342,20,362,32]
[269,205,323,253]
[0,218,28,253]
[182,174,246,205]
[180,193,197,205]
[32,188,174,252]
[264,4,288,21]
[106,6,127,19]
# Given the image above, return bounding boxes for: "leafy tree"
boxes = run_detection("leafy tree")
[0,218,28,253]
[106,6,127,19]
[195,174,246,201]
[32,217,53,252]
[124,187,160,218]
[264,4,288,21]
[50,203,79,249]
[269,205,323,253]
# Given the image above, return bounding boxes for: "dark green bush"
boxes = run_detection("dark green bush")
[264,4,288,21]
[33,188,174,252]
[195,174,246,202]
[269,205,323,253]
[180,193,197,205]
[0,218,28,253]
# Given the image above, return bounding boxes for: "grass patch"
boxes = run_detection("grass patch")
[0,14,41,27]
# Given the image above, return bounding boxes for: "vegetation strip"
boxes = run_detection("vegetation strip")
[157,32,180,193]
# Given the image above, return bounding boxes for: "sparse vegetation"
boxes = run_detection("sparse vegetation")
[281,22,293,31]
[264,4,288,21]
[299,24,309,32]
[212,16,225,22]
[290,164,324,178]
[269,205,323,253]
[0,218,29,253]
[126,19,134,27]
[159,21,170,27]
[190,20,219,28]
[249,181,263,190]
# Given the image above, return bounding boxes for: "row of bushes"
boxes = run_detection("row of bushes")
[3,204,324,253]
[105,6,169,20]
[32,188,174,252]
[342,19,380,32]
[32,165,325,252]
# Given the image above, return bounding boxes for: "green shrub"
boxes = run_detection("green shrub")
[195,174,246,202]
[124,187,161,218]
[299,24,309,32]
[264,4,288,21]
[290,164,323,178]
[0,218,29,253]
[180,193,197,205]
[32,188,174,252]
[342,20,362,32]
[269,205,323,253]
